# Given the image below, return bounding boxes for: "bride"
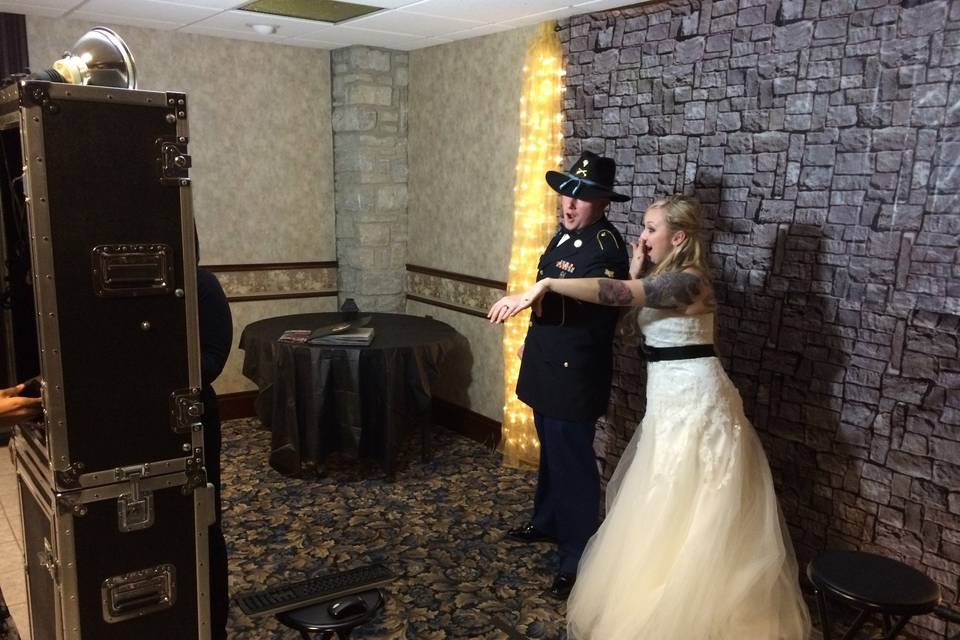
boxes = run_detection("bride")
[489,195,810,639]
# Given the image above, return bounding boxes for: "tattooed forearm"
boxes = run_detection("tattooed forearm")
[642,272,702,309]
[598,279,635,306]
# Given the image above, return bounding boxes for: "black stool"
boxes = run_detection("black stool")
[934,604,960,640]
[807,550,941,640]
[275,589,385,640]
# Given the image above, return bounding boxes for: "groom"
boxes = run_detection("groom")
[504,151,629,599]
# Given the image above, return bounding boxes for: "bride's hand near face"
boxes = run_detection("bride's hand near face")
[487,280,549,324]
[629,239,647,279]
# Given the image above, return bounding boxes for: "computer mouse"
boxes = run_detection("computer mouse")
[328,595,367,619]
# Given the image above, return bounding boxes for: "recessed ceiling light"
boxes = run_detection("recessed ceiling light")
[249,24,277,35]
[239,0,382,24]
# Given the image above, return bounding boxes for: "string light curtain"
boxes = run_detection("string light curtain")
[499,21,565,468]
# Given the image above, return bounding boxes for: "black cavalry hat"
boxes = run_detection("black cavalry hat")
[545,151,630,203]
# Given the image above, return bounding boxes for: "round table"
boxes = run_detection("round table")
[239,312,459,478]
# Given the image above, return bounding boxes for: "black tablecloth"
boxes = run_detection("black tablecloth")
[239,312,458,477]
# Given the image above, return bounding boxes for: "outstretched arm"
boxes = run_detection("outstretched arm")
[487,271,706,323]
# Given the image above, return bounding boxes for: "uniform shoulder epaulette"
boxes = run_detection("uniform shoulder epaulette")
[595,228,621,251]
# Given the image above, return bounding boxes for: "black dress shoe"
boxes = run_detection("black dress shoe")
[506,523,556,543]
[548,572,576,600]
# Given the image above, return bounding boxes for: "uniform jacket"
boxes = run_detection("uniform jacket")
[516,216,629,422]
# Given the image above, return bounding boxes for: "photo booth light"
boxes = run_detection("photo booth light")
[31,27,137,90]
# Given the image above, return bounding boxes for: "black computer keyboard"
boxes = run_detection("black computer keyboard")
[234,564,394,617]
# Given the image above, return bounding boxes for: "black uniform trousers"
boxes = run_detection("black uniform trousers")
[531,412,601,574]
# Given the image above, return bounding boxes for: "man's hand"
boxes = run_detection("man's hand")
[0,384,42,428]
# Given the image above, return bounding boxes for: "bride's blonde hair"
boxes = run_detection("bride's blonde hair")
[647,195,711,280]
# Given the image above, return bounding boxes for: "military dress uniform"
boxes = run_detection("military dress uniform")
[516,215,628,575]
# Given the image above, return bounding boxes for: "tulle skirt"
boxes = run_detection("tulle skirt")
[566,358,811,640]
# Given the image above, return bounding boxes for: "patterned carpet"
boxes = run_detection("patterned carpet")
[222,417,568,639]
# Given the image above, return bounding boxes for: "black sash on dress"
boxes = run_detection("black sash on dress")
[639,343,716,362]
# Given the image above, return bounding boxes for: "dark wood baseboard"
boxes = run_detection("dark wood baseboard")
[430,397,502,448]
[217,390,257,422]
[214,390,502,449]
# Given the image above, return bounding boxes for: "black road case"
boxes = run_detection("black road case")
[0,78,212,639]
[15,425,214,640]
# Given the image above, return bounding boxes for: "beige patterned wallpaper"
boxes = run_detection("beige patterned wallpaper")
[406,300,504,422]
[26,16,336,266]
[407,27,536,421]
[26,17,339,395]
[214,266,338,300]
[407,27,534,281]
[406,270,505,317]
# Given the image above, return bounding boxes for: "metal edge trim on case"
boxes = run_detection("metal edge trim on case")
[20,97,72,475]
[195,483,214,640]
[54,506,81,639]
[13,448,65,640]
[174,93,201,453]
[70,470,189,502]
[77,457,187,489]
[170,91,189,138]
[45,82,169,108]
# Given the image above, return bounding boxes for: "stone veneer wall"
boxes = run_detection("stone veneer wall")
[558,1,959,636]
[332,46,409,312]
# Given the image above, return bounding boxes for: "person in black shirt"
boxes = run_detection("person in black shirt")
[197,266,232,640]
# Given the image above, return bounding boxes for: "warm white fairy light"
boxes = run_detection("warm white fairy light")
[499,21,564,469]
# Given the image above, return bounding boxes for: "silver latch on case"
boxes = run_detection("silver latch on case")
[37,538,58,581]
[115,464,154,532]
[170,388,203,434]
[158,137,190,185]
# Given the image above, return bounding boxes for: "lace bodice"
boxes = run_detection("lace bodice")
[637,308,715,348]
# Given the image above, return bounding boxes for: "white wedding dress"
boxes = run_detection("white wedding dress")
[566,309,811,640]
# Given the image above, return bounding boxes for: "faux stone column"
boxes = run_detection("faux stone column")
[331,46,409,312]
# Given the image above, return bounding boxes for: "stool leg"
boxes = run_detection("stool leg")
[841,610,870,640]
[336,630,353,640]
[815,588,833,640]
[880,616,911,640]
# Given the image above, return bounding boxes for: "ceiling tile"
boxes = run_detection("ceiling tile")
[358,0,428,7]
[443,22,514,39]
[498,6,580,27]
[347,9,482,36]
[181,9,330,38]
[65,12,190,30]
[71,0,219,28]
[0,0,84,17]
[179,24,288,42]
[572,0,649,12]
[295,25,427,49]
[402,0,571,23]
[278,37,341,49]
[148,0,247,8]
